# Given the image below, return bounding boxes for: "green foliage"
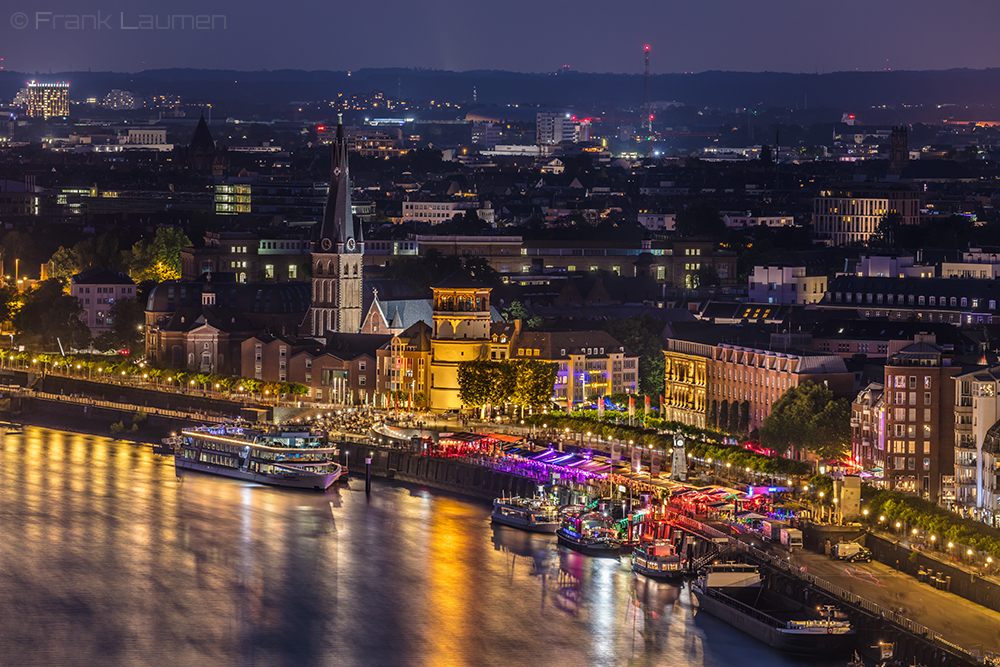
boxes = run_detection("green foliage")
[718,401,730,434]
[511,359,558,409]
[759,381,850,459]
[128,228,192,282]
[737,400,750,437]
[706,399,717,430]
[92,297,145,353]
[526,412,811,477]
[13,279,91,349]
[46,246,78,283]
[601,314,665,397]
[868,488,1000,560]
[462,256,501,286]
[457,359,516,408]
[110,421,125,434]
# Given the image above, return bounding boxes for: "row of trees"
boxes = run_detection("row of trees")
[0,350,309,401]
[524,412,811,477]
[868,488,1000,560]
[707,399,750,437]
[46,228,192,284]
[457,359,558,417]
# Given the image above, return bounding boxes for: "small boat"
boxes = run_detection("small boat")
[153,434,182,456]
[174,426,342,491]
[491,496,560,533]
[556,510,622,558]
[629,506,686,579]
[693,562,856,655]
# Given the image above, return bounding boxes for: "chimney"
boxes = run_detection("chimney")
[514,319,522,336]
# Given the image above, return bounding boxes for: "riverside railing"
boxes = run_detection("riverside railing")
[14,388,229,424]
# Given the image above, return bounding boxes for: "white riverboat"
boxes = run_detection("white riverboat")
[491,496,560,533]
[175,426,343,490]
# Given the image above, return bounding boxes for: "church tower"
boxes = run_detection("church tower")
[308,115,364,337]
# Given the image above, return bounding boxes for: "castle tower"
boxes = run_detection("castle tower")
[308,115,364,337]
[889,125,908,177]
[428,269,491,412]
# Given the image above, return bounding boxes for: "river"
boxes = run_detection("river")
[0,427,846,667]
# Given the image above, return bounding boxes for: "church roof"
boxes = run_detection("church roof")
[189,114,215,152]
[317,116,363,250]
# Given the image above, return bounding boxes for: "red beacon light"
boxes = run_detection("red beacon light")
[645,45,650,51]
[316,126,325,131]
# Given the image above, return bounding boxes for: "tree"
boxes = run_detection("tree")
[737,400,750,437]
[13,279,91,349]
[457,359,516,417]
[129,228,192,281]
[73,233,122,272]
[92,297,145,354]
[462,256,501,286]
[46,247,78,283]
[602,314,665,398]
[759,144,773,165]
[502,299,542,329]
[706,399,718,430]
[867,211,903,249]
[693,264,720,287]
[759,381,851,459]
[718,400,730,434]
[511,359,558,414]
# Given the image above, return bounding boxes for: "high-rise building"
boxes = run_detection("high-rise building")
[536,112,575,145]
[883,334,960,503]
[308,115,365,337]
[25,82,69,119]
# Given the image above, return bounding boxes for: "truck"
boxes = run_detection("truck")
[780,527,803,549]
[761,520,786,543]
[832,542,872,562]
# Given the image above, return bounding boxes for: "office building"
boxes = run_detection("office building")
[26,82,69,119]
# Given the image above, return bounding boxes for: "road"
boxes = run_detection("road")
[762,541,1000,656]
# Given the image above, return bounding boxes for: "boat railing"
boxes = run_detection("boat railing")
[727,538,987,663]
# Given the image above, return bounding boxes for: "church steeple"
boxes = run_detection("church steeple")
[317,114,362,253]
[307,114,364,339]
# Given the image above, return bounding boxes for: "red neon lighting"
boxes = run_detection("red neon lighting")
[317,126,326,131]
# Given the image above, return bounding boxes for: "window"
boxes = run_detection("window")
[359,361,366,371]
[924,377,931,389]
[923,458,931,470]
[288,265,297,279]
[359,376,366,386]
[924,392,931,405]
[923,408,931,421]
[923,424,931,438]
[924,442,930,454]
[909,376,916,389]
[961,297,968,307]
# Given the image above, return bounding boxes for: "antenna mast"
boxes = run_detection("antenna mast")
[643,45,652,134]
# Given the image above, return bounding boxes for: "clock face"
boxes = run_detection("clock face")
[347,238,356,252]
[321,238,332,251]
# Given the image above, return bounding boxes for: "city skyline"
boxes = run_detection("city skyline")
[1,0,999,75]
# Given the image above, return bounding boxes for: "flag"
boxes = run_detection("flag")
[628,395,635,418]
[644,395,651,416]
[611,441,621,465]
[597,397,605,419]
[631,444,642,473]
[651,451,661,478]
[660,395,666,415]
[567,392,573,413]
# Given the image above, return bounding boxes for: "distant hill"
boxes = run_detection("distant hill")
[4,68,1000,118]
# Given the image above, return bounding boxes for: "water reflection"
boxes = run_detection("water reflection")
[0,427,841,667]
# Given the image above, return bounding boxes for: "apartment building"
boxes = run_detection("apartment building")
[882,335,961,503]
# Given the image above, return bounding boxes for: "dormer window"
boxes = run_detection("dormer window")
[561,349,566,356]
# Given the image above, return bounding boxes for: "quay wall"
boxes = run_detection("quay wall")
[338,442,547,501]
[11,394,203,444]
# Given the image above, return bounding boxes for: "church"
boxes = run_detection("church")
[307,115,365,339]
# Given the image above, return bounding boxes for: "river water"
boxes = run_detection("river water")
[0,427,846,667]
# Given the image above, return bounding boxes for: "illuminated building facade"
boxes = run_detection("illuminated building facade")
[428,270,492,412]
[26,82,69,119]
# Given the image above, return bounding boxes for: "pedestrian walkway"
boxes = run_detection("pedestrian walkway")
[17,388,229,424]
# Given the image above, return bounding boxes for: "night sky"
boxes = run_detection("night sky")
[1,0,999,75]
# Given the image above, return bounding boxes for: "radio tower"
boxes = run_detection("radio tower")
[643,45,652,134]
